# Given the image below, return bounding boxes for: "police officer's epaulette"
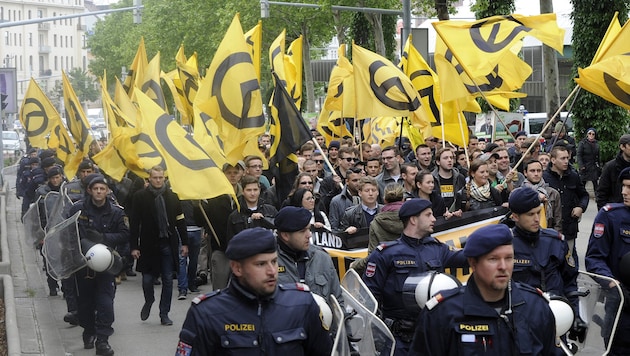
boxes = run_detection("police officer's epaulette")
[191,290,221,305]
[513,281,546,298]
[113,202,124,210]
[376,240,400,252]
[603,203,626,212]
[279,282,311,292]
[425,287,462,310]
[539,228,564,241]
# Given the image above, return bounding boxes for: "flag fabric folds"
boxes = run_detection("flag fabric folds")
[269,71,313,204]
[576,53,630,111]
[62,71,95,155]
[245,21,263,83]
[175,46,199,125]
[352,42,421,119]
[135,91,235,200]
[196,13,266,166]
[285,36,303,109]
[123,37,148,95]
[134,53,168,112]
[432,13,564,79]
[19,79,60,149]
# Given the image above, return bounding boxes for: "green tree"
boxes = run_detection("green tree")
[48,68,100,113]
[413,0,459,20]
[570,0,630,162]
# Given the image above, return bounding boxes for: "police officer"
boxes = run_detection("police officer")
[274,206,343,304]
[176,227,333,355]
[411,224,558,355]
[62,159,95,203]
[66,174,129,356]
[585,166,630,354]
[362,198,468,355]
[508,187,586,342]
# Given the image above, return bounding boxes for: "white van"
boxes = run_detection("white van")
[523,112,572,137]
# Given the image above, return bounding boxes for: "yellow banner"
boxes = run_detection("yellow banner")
[135,90,235,200]
[133,52,168,112]
[175,45,199,125]
[285,35,303,109]
[244,20,262,83]
[352,42,421,119]
[123,37,148,96]
[198,13,266,166]
[576,53,630,111]
[432,13,564,79]
[317,110,353,146]
[62,71,95,154]
[19,79,61,149]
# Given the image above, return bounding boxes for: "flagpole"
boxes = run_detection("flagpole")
[510,85,581,174]
[548,86,582,152]
[310,137,343,189]
[398,117,405,154]
[453,101,470,169]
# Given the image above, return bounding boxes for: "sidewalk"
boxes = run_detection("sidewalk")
[4,171,203,356]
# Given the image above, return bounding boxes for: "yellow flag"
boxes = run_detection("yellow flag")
[244,20,262,83]
[48,120,82,177]
[19,79,61,149]
[197,13,266,166]
[62,72,95,155]
[285,36,303,109]
[316,110,353,146]
[161,69,190,124]
[269,29,286,86]
[135,90,235,200]
[323,45,353,113]
[432,13,564,79]
[133,52,168,112]
[592,12,622,64]
[576,53,630,111]
[123,38,148,96]
[361,117,399,147]
[352,42,421,119]
[175,46,199,125]
[114,79,139,127]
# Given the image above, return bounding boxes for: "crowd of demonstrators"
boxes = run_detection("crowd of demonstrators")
[338,176,382,237]
[411,170,448,217]
[454,159,504,212]
[596,134,630,209]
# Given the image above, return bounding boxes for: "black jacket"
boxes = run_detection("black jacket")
[543,166,589,239]
[576,138,600,182]
[596,152,630,209]
[226,197,277,241]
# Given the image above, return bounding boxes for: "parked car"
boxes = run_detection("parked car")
[3,130,22,158]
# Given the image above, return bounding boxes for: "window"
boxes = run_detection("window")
[54,56,57,70]
[28,10,31,20]
[37,10,43,19]
[18,34,21,46]
[29,56,33,72]
[19,55,22,71]
[70,36,72,48]
[4,32,8,45]
[53,34,57,47]
[53,12,56,24]
[28,33,32,47]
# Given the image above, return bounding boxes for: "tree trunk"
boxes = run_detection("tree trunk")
[365,13,386,56]
[333,11,346,47]
[436,0,450,20]
[541,0,560,138]
[302,23,316,113]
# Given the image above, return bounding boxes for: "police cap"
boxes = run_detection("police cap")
[41,157,56,169]
[28,157,40,165]
[464,224,513,258]
[275,206,311,232]
[509,187,541,214]
[78,160,94,171]
[225,227,277,261]
[47,166,62,178]
[27,147,37,155]
[87,174,107,188]
[619,167,630,182]
[399,198,432,219]
[39,149,55,160]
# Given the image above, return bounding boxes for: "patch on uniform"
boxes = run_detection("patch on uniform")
[278,266,286,273]
[376,243,387,251]
[365,262,377,277]
[295,282,310,292]
[593,223,605,238]
[176,341,192,356]
[123,216,129,229]
[426,293,444,310]
[192,290,219,304]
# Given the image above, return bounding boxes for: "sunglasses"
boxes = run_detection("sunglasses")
[315,160,324,164]
[342,157,358,162]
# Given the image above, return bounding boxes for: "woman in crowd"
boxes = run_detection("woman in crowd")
[286,188,331,231]
[412,170,449,218]
[454,159,503,212]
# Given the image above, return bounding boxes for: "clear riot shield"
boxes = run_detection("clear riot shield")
[330,295,352,356]
[43,191,71,232]
[558,271,624,355]
[22,199,45,248]
[341,269,378,314]
[42,211,86,280]
[340,271,395,355]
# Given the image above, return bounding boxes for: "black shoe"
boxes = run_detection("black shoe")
[83,334,96,349]
[178,290,187,300]
[189,287,200,293]
[125,269,137,277]
[153,279,161,286]
[63,311,79,326]
[140,302,152,321]
[160,315,173,326]
[49,289,58,297]
[95,340,114,356]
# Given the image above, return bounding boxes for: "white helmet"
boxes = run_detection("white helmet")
[312,293,333,330]
[548,298,574,336]
[403,272,461,309]
[84,243,113,272]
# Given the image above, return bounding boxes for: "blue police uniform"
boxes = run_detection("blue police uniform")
[585,202,630,354]
[410,278,558,355]
[512,227,578,307]
[66,185,129,351]
[362,234,467,354]
[176,280,333,356]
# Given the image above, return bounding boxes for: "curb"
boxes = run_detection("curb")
[0,180,19,355]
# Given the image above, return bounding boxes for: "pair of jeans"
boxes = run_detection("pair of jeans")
[177,229,201,292]
[141,243,173,317]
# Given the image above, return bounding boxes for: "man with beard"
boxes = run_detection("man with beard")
[175,228,333,355]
